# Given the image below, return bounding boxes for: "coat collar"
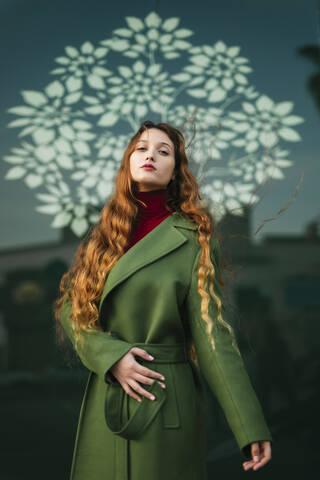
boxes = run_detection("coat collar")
[98,212,198,312]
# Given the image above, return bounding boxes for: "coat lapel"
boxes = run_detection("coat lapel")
[98,212,198,312]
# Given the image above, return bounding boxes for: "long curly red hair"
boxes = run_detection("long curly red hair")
[53,120,240,367]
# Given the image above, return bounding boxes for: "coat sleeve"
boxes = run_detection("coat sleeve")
[60,293,134,385]
[185,237,273,459]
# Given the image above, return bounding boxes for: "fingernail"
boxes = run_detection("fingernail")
[150,395,155,400]
[149,355,154,360]
[253,456,259,462]
[161,376,165,380]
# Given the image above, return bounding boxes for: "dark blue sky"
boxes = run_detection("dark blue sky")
[0,0,319,249]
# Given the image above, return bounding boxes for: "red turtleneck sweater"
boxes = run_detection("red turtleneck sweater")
[124,188,173,253]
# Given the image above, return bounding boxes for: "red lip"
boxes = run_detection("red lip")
[141,164,156,170]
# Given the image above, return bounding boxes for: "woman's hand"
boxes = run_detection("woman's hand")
[109,347,166,402]
[242,440,272,471]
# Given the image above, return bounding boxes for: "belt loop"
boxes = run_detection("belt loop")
[160,363,181,428]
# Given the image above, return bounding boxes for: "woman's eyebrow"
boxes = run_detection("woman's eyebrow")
[137,140,172,150]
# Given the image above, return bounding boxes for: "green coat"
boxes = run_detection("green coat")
[60,212,273,480]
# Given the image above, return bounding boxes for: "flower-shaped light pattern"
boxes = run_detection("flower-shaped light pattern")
[71,158,118,200]
[3,10,304,235]
[86,60,175,126]
[101,11,193,60]
[169,104,236,154]
[223,95,304,153]
[181,41,253,103]
[168,104,224,132]
[235,84,259,100]
[36,182,96,236]
[7,81,80,138]
[94,132,130,162]
[257,147,293,182]
[50,41,111,92]
[202,180,259,217]
[7,80,96,158]
[4,141,63,188]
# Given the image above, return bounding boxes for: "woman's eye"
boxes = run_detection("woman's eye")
[136,147,168,155]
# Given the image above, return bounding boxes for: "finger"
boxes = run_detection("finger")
[244,453,271,470]
[242,441,261,471]
[130,347,154,361]
[242,460,255,470]
[134,373,167,388]
[251,442,272,469]
[261,441,272,458]
[157,381,166,389]
[128,379,156,401]
[252,456,270,470]
[122,383,142,403]
[254,448,272,466]
[133,373,155,385]
[136,364,165,381]
[134,372,166,388]
[250,441,261,463]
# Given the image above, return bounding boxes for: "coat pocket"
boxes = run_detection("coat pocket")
[104,369,167,439]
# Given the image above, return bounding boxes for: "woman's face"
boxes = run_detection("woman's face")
[129,128,175,192]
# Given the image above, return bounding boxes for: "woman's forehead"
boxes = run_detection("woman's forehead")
[137,129,173,148]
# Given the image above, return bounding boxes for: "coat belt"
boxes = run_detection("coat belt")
[104,342,188,440]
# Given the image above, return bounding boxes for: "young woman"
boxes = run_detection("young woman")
[54,120,273,480]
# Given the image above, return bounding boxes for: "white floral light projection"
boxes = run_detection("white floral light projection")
[4,10,305,237]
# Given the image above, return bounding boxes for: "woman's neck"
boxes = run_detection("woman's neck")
[135,188,169,219]
[124,187,173,252]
